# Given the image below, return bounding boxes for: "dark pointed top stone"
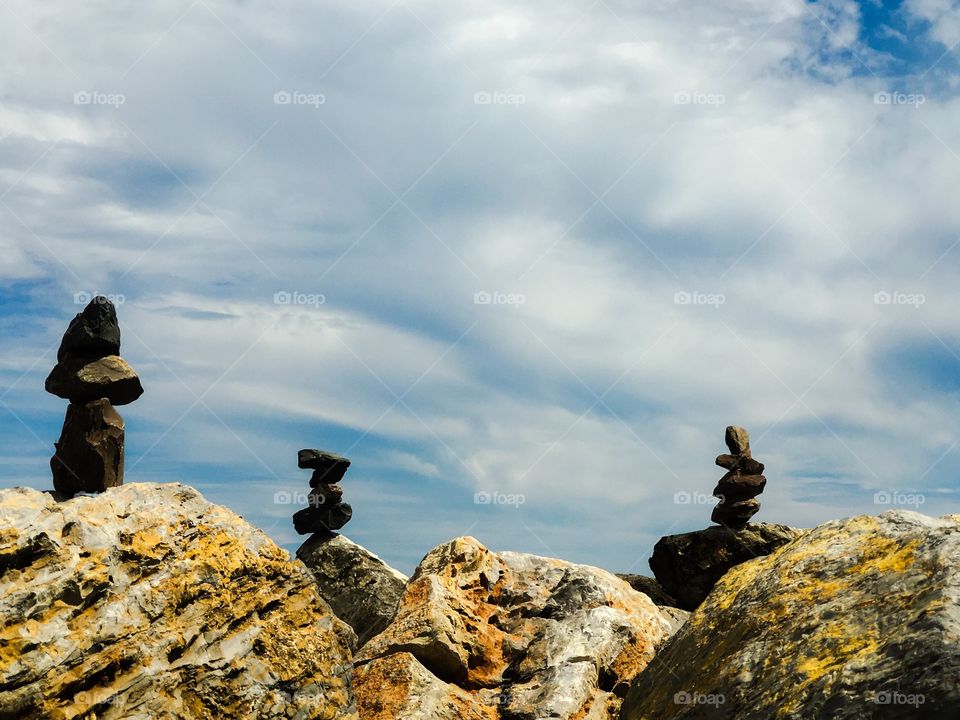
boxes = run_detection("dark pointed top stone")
[57,297,121,362]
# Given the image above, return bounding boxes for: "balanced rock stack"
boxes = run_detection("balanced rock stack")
[292,449,353,535]
[711,425,766,528]
[45,297,143,497]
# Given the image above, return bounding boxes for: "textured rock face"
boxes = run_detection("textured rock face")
[45,355,144,406]
[649,522,802,610]
[616,574,678,608]
[621,511,960,720]
[50,399,125,497]
[57,299,121,362]
[0,483,357,720]
[356,536,685,720]
[297,533,408,647]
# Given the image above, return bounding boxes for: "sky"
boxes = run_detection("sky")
[2,0,960,575]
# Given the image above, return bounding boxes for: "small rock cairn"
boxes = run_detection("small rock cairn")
[292,449,353,535]
[45,297,144,497]
[711,425,765,528]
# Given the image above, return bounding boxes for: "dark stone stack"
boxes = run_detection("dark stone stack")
[45,297,143,497]
[711,425,765,528]
[292,449,353,535]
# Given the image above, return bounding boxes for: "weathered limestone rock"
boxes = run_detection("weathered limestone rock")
[356,536,685,720]
[354,652,495,720]
[297,533,408,647]
[622,511,960,720]
[649,522,803,610]
[50,398,124,497]
[0,483,357,719]
[45,355,144,406]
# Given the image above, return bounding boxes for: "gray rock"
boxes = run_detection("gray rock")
[649,522,803,610]
[621,511,960,720]
[299,449,351,481]
[50,398,124,497]
[45,355,144,406]
[713,473,766,501]
[293,502,353,535]
[711,498,761,527]
[296,533,408,646]
[57,297,121,362]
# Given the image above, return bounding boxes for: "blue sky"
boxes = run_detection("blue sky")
[3,0,960,575]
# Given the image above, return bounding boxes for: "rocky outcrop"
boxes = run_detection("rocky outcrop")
[46,297,143,496]
[649,522,802,610]
[355,536,686,720]
[621,511,960,720]
[297,533,408,647]
[0,483,357,719]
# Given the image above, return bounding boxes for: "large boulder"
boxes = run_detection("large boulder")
[621,511,960,720]
[45,355,144,406]
[297,533,408,647]
[0,483,357,719]
[355,536,686,720]
[649,522,802,610]
[50,398,125,497]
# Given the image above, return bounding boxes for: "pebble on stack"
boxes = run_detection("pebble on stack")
[45,297,144,497]
[292,449,353,536]
[711,425,765,528]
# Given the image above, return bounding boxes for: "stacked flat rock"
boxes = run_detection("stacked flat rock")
[292,449,353,535]
[711,425,765,528]
[45,297,144,497]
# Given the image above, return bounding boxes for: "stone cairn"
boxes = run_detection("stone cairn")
[711,425,766,528]
[292,449,353,535]
[45,297,143,497]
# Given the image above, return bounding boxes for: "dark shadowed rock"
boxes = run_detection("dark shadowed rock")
[56,297,121,362]
[711,498,761,526]
[713,473,766,501]
[616,574,678,608]
[622,512,960,720]
[649,523,803,611]
[45,355,144,405]
[308,484,345,507]
[50,399,124,497]
[715,454,764,474]
[297,533,408,646]
[293,502,353,535]
[299,449,351,481]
